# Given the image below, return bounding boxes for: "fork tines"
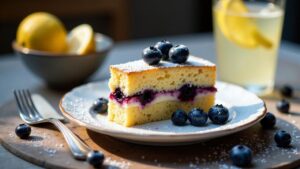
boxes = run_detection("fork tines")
[13,89,40,122]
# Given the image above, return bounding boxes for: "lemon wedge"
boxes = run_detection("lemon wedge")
[215,0,272,49]
[67,24,95,55]
[17,12,68,53]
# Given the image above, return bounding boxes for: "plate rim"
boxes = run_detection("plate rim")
[59,80,267,140]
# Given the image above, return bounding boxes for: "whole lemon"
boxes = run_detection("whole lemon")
[17,12,67,53]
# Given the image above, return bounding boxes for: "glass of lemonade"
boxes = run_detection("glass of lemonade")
[213,0,285,95]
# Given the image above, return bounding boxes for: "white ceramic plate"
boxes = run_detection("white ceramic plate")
[60,80,266,146]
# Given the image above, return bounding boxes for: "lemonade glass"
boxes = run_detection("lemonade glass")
[213,0,285,95]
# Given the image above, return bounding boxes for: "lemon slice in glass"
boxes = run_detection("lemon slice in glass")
[215,0,272,49]
[67,24,96,55]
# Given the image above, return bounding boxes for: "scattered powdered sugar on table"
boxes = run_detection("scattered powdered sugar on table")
[9,132,14,138]
[55,143,64,148]
[8,130,66,158]
[105,157,131,169]
[44,148,56,157]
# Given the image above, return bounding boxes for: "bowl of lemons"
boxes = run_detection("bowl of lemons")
[12,12,113,89]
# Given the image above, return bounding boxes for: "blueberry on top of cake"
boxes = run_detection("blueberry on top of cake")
[108,56,216,127]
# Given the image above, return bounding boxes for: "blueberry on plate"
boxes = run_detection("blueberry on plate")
[188,108,208,126]
[260,112,276,129]
[15,123,31,139]
[230,145,252,167]
[91,98,108,114]
[208,104,229,124]
[276,99,290,113]
[274,130,291,147]
[169,44,189,64]
[154,40,173,60]
[171,109,187,126]
[87,150,105,168]
[142,46,163,65]
[280,85,293,98]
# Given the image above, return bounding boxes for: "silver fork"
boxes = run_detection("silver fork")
[14,89,91,160]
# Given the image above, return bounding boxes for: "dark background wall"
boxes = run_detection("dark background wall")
[283,0,300,44]
[129,0,212,39]
[0,0,298,54]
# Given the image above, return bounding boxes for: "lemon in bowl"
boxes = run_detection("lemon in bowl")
[13,12,113,89]
[17,12,68,53]
[68,24,96,55]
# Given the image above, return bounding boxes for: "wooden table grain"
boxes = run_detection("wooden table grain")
[1,33,300,168]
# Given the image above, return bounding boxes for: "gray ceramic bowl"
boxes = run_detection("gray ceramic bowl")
[12,33,113,89]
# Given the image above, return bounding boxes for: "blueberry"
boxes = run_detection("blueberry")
[280,85,293,98]
[91,98,108,114]
[171,109,187,126]
[87,150,105,168]
[15,124,31,139]
[260,112,276,129]
[208,104,229,124]
[276,99,290,113]
[178,84,197,101]
[274,130,291,147]
[169,44,189,64]
[188,108,208,126]
[138,90,155,106]
[154,40,173,60]
[230,145,252,167]
[142,46,162,65]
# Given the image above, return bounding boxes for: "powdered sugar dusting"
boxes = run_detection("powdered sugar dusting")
[111,56,215,73]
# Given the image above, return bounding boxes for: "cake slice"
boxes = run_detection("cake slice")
[108,56,216,127]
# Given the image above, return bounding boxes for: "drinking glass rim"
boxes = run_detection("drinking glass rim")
[213,0,285,18]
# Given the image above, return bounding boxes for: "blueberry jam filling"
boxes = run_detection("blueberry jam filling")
[178,84,197,101]
[113,88,125,103]
[139,89,155,105]
[110,84,217,107]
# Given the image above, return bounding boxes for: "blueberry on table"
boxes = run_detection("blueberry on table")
[230,145,252,167]
[274,130,291,147]
[276,99,290,113]
[169,44,189,64]
[171,109,187,126]
[142,46,163,65]
[91,98,108,114]
[87,150,105,168]
[15,123,31,139]
[208,104,229,124]
[280,85,293,98]
[154,40,173,60]
[188,108,208,126]
[260,112,276,129]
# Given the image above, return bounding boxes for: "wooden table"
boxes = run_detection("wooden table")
[1,33,300,168]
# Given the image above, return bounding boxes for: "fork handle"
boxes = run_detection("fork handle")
[49,119,91,160]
